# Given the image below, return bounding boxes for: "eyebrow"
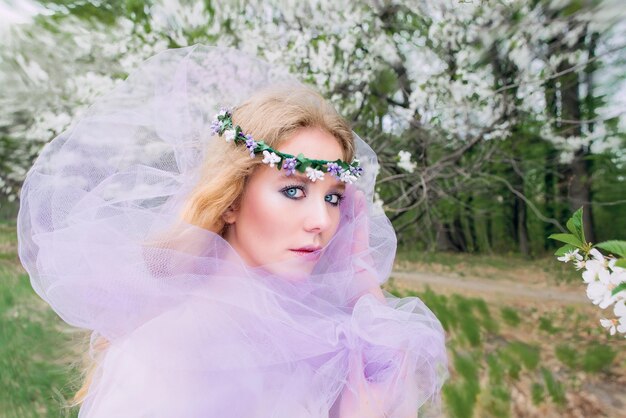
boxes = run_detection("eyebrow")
[279,172,346,191]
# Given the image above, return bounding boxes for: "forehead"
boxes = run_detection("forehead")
[277,127,344,162]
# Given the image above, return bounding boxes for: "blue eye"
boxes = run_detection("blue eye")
[325,193,343,206]
[281,186,305,200]
[280,184,343,207]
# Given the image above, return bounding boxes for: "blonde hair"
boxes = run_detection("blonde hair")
[71,82,354,406]
[180,82,355,234]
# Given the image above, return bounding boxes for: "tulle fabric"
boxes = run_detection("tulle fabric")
[17,45,448,417]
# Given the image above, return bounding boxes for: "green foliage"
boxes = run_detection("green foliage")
[538,315,560,334]
[551,209,626,269]
[418,287,456,332]
[443,352,480,418]
[480,385,511,418]
[549,233,583,248]
[541,368,566,406]
[566,207,585,244]
[483,352,512,416]
[595,240,626,258]
[499,307,521,327]
[555,343,579,369]
[582,343,616,373]
[531,382,545,405]
[0,268,80,417]
[505,342,540,370]
[554,244,577,257]
[472,298,499,334]
[452,295,482,347]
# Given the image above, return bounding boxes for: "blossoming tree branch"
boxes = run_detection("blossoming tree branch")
[551,208,626,336]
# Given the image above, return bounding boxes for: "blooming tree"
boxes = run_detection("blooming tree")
[1,0,624,253]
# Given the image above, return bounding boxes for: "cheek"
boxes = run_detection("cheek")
[239,186,291,247]
[325,212,341,242]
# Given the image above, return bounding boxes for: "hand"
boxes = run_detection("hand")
[349,189,385,304]
[338,347,414,418]
[338,350,387,418]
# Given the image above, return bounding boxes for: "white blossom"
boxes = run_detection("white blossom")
[557,249,582,263]
[397,150,416,173]
[609,258,626,274]
[600,318,617,336]
[223,129,236,143]
[261,151,281,168]
[586,268,623,309]
[583,251,611,283]
[339,170,357,184]
[590,248,609,265]
[305,167,325,182]
[574,259,586,270]
[614,300,626,336]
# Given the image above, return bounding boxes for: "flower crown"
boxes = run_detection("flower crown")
[210,108,363,184]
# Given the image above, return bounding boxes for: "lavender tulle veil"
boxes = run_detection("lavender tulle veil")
[17,45,448,417]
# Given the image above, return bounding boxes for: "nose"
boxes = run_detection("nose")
[302,196,332,234]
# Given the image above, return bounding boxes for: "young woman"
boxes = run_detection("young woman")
[18,46,447,417]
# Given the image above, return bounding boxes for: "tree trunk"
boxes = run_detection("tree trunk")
[515,192,530,257]
[557,56,596,243]
[435,221,459,252]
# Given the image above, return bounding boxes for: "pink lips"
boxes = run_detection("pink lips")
[290,246,322,261]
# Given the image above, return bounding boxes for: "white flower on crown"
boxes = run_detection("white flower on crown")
[224,129,236,142]
[214,109,227,120]
[262,150,281,168]
[305,167,325,182]
[339,170,358,184]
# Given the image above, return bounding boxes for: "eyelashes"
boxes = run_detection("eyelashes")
[279,184,344,207]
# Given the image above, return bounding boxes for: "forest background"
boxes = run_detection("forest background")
[1,0,625,253]
[1,0,625,417]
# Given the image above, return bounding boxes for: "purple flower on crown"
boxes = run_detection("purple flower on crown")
[350,165,363,177]
[210,119,222,135]
[244,134,257,158]
[326,162,342,178]
[283,157,297,176]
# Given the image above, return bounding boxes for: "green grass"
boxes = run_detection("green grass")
[499,307,521,327]
[386,277,626,416]
[0,223,80,418]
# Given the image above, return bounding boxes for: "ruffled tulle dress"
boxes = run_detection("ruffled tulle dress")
[17,45,448,417]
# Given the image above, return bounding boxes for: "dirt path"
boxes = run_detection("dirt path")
[388,270,588,305]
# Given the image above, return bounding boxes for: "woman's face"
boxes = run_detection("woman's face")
[223,127,347,279]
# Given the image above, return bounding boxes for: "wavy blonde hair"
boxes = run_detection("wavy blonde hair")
[71,82,355,406]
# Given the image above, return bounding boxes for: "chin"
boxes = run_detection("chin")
[262,257,316,282]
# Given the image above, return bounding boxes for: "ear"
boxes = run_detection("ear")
[222,205,238,225]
